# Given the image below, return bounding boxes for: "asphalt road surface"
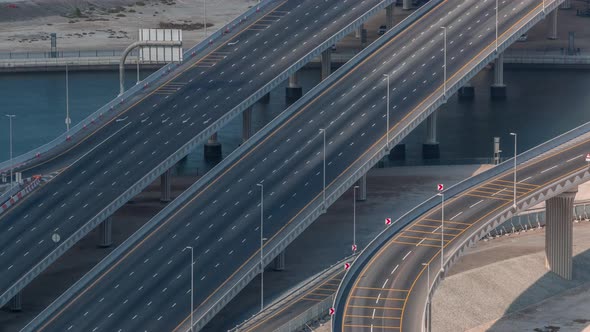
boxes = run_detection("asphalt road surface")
[29,0,551,331]
[0,0,386,315]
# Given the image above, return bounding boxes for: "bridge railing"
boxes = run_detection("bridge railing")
[0,0,282,175]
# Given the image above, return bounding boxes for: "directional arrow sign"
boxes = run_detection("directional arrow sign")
[586,153,590,162]
[385,218,392,225]
[352,244,357,252]
[344,262,351,270]
[329,307,335,316]
[437,184,444,191]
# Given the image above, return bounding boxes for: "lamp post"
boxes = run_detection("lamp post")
[353,185,359,252]
[319,128,326,211]
[383,74,390,149]
[495,0,499,53]
[422,262,430,332]
[256,183,264,311]
[203,0,207,37]
[510,132,517,210]
[5,114,15,191]
[437,192,445,273]
[184,246,194,332]
[440,26,447,100]
[65,63,71,132]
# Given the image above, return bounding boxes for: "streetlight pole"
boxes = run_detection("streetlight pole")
[510,132,517,210]
[203,0,207,37]
[320,129,326,211]
[383,74,390,149]
[256,183,264,311]
[495,0,499,53]
[422,262,430,332]
[65,63,71,132]
[353,185,359,252]
[440,26,447,100]
[184,246,194,332]
[5,114,15,191]
[437,192,445,273]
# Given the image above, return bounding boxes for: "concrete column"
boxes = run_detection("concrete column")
[491,53,506,100]
[355,25,361,39]
[389,143,406,161]
[423,112,440,159]
[160,169,172,202]
[458,81,475,100]
[321,48,332,81]
[547,8,558,40]
[403,0,412,10]
[360,25,367,48]
[286,72,303,103]
[272,250,286,271]
[98,217,113,248]
[356,174,367,201]
[259,92,270,104]
[545,187,577,280]
[9,291,22,312]
[242,107,252,143]
[204,133,222,162]
[386,4,395,30]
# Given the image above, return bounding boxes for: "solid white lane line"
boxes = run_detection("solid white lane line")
[566,156,580,163]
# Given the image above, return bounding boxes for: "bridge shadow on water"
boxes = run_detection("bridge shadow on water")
[483,247,590,332]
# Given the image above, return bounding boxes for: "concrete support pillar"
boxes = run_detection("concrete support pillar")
[545,187,577,280]
[321,48,332,81]
[360,24,367,48]
[491,53,506,100]
[260,92,270,104]
[160,169,172,202]
[403,0,412,10]
[423,112,440,159]
[242,107,252,143]
[204,133,222,162]
[286,72,303,103]
[355,25,361,39]
[8,292,22,312]
[458,81,475,100]
[98,217,113,248]
[389,143,406,161]
[547,8,558,40]
[386,4,395,30]
[272,250,286,271]
[356,174,367,201]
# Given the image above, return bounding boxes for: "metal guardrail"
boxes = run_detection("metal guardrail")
[21,0,399,327]
[275,295,334,332]
[232,254,354,332]
[0,49,136,60]
[332,0,573,328]
[0,0,282,175]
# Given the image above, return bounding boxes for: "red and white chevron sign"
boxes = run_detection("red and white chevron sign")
[437,184,444,191]
[344,262,351,270]
[351,244,357,252]
[585,154,590,162]
[385,218,392,225]
[329,307,335,316]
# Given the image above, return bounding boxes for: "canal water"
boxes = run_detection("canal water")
[1,66,589,175]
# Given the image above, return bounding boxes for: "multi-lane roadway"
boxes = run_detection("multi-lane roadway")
[27,0,554,330]
[0,0,390,310]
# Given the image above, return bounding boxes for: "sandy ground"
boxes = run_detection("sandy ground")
[0,0,257,52]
